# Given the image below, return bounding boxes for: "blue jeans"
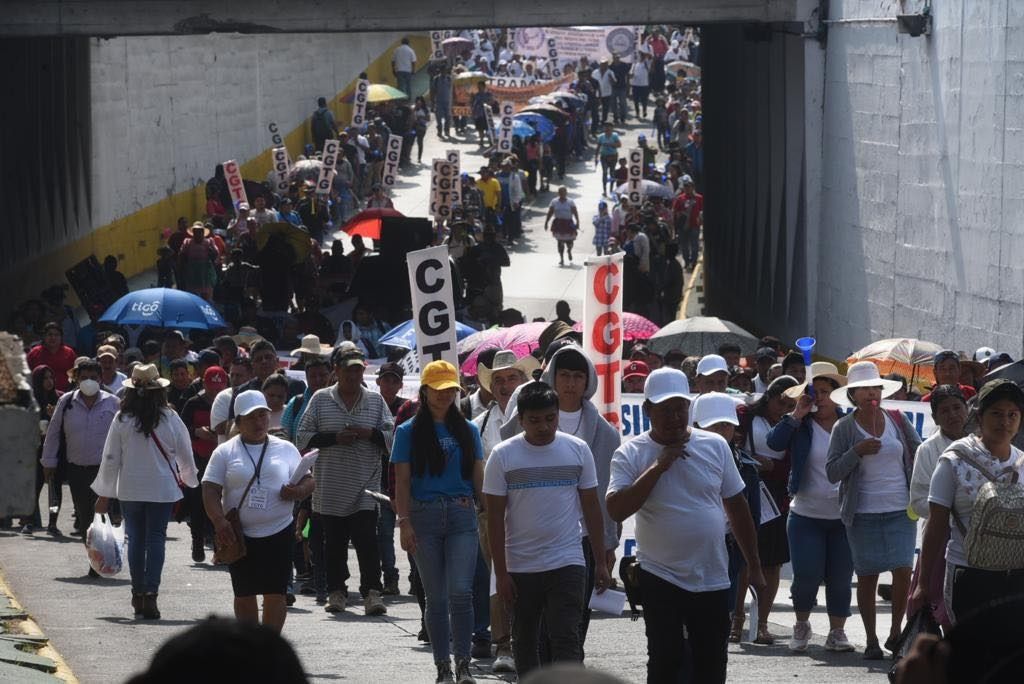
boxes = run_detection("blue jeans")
[472,544,491,643]
[396,71,413,97]
[377,504,399,585]
[121,501,174,594]
[410,496,479,663]
[787,512,854,616]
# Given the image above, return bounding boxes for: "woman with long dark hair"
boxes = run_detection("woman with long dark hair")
[92,363,198,620]
[23,366,63,534]
[391,361,484,684]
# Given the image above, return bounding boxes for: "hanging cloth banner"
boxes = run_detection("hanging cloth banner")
[223,159,249,210]
[316,139,340,196]
[406,245,460,370]
[583,253,625,430]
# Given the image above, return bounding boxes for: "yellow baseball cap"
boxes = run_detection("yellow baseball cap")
[421,360,463,393]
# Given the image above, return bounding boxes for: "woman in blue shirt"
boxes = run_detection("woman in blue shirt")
[392,360,484,684]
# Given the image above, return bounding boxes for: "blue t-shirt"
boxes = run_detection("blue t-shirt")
[391,419,483,501]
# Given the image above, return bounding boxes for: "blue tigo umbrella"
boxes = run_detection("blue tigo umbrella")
[379,319,478,350]
[99,288,227,330]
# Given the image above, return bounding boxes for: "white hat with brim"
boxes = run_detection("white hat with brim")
[122,363,171,390]
[234,389,270,417]
[291,334,332,357]
[478,349,540,394]
[644,367,691,404]
[692,392,743,428]
[829,361,902,407]
[783,361,848,399]
[231,326,264,347]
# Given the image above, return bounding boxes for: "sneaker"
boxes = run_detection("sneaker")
[191,539,205,563]
[455,657,476,684]
[825,628,855,652]
[364,589,387,616]
[435,660,455,684]
[492,655,516,673]
[790,620,811,652]
[471,640,491,659]
[382,579,400,596]
[324,590,347,613]
[286,592,296,606]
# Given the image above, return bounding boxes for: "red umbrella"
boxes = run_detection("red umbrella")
[342,207,404,240]
[571,312,660,343]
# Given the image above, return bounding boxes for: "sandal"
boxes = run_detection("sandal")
[753,624,775,645]
[729,615,745,643]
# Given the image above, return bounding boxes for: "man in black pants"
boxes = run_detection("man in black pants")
[607,368,765,683]
[40,358,119,573]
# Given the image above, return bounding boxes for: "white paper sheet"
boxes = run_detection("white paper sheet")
[588,588,626,615]
[747,587,759,642]
[289,449,319,485]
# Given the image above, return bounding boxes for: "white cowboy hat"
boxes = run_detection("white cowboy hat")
[829,361,901,407]
[231,326,264,347]
[783,362,848,399]
[478,349,540,394]
[122,363,171,390]
[291,334,332,357]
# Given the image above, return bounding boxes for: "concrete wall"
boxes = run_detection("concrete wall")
[816,0,1024,359]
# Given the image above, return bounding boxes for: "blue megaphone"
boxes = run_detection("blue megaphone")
[795,337,816,396]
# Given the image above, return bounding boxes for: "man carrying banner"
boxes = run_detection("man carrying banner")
[607,368,765,684]
[499,342,620,662]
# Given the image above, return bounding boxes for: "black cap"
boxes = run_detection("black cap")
[377,362,403,380]
[977,378,1024,412]
[197,349,220,366]
[933,350,959,366]
[755,347,776,361]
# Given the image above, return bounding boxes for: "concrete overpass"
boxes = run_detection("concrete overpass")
[4,0,806,35]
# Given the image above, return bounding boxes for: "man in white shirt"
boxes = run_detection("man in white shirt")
[392,38,417,98]
[752,346,777,394]
[97,345,127,394]
[211,358,253,444]
[596,61,617,125]
[471,349,537,671]
[485,382,611,678]
[607,368,764,684]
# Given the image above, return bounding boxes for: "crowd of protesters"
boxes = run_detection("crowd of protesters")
[4,23,1024,684]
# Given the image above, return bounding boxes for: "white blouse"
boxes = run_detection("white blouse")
[92,408,199,502]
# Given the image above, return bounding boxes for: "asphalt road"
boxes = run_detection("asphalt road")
[1,119,891,684]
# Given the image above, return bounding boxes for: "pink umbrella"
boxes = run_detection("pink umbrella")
[460,322,551,377]
[571,312,660,343]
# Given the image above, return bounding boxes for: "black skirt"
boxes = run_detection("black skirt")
[228,521,294,597]
[757,480,791,567]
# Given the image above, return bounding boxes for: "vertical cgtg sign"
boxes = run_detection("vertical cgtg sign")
[497,101,515,155]
[223,159,249,210]
[407,245,460,370]
[547,38,562,78]
[627,148,643,205]
[583,254,625,429]
[352,79,370,127]
[271,146,291,194]
[381,134,403,189]
[430,158,458,221]
[447,150,461,209]
[316,139,340,196]
[268,121,284,147]
[430,31,446,61]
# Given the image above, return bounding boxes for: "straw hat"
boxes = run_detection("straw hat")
[783,362,847,399]
[829,361,901,407]
[478,350,540,393]
[231,326,264,347]
[122,363,170,390]
[290,334,332,357]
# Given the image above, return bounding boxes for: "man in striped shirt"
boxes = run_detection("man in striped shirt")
[296,344,395,616]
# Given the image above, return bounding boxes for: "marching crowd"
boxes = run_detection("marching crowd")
[5,23,1024,684]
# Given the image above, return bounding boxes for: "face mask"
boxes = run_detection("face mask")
[78,379,100,397]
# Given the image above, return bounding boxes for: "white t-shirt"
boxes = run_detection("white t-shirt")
[929,436,1024,567]
[751,415,786,460]
[597,69,616,97]
[548,198,576,221]
[203,435,301,538]
[210,387,234,444]
[473,402,505,459]
[753,374,769,395]
[558,409,585,438]
[855,414,909,513]
[608,429,745,592]
[483,432,598,573]
[392,43,417,72]
[789,420,841,520]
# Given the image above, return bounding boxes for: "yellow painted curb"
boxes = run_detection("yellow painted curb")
[0,570,78,683]
[678,257,703,321]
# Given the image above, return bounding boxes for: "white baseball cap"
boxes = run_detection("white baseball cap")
[975,346,996,363]
[644,367,690,404]
[696,354,728,377]
[234,389,270,417]
[691,392,742,428]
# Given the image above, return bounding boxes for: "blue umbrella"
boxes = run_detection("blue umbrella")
[99,288,227,330]
[512,113,555,142]
[379,319,478,350]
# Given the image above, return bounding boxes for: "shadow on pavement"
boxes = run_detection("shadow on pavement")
[54,576,131,586]
[97,616,200,627]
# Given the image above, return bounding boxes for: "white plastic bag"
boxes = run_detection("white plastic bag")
[86,513,126,577]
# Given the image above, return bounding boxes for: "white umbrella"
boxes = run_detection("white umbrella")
[614,180,675,200]
[647,316,759,356]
